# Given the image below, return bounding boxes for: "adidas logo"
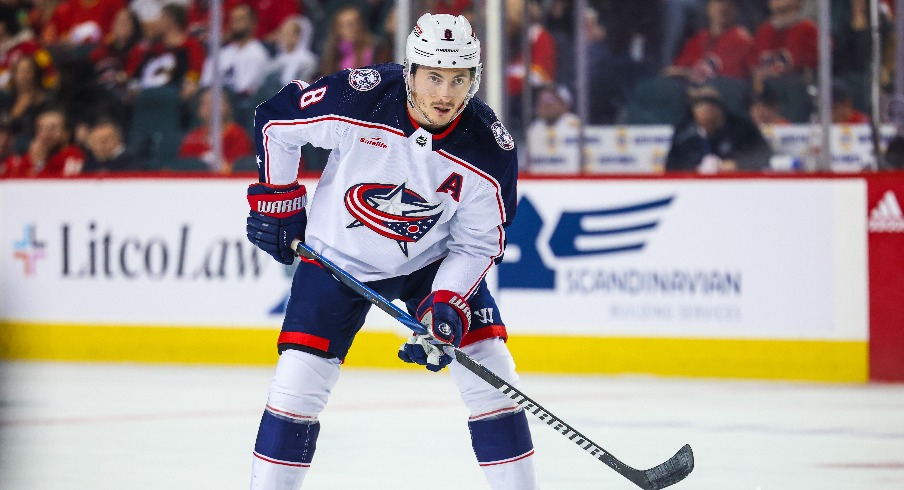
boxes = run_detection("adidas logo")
[868,190,904,233]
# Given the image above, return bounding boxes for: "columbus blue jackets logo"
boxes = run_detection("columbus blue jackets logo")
[348,68,381,91]
[491,121,515,150]
[345,182,444,256]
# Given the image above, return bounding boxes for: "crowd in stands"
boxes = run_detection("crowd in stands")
[0,0,899,178]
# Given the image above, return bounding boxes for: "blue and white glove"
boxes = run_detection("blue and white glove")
[399,290,471,372]
[246,181,307,265]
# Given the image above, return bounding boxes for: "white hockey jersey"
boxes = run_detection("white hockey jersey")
[254,64,518,298]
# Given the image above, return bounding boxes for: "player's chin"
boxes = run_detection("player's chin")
[431,107,455,123]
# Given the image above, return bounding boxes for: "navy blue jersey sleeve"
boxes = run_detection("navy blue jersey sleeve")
[253,76,346,184]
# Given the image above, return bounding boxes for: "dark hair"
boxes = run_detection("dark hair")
[162,3,188,30]
[831,80,853,103]
[231,3,257,22]
[885,135,904,169]
[0,4,20,36]
[93,117,123,138]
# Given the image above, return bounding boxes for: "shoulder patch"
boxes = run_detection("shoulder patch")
[491,121,515,151]
[348,68,381,91]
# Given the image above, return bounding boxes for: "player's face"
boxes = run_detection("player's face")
[408,66,472,129]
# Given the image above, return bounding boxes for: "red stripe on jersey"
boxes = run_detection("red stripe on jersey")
[277,331,331,352]
[460,324,508,348]
[262,115,405,184]
[437,151,507,295]
[437,150,506,223]
[406,110,463,140]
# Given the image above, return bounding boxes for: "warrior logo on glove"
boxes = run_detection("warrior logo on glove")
[246,182,308,265]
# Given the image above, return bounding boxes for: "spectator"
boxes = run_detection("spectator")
[0,55,52,154]
[544,0,575,88]
[663,0,755,84]
[749,0,818,89]
[505,0,556,135]
[593,0,663,71]
[27,0,67,46]
[0,118,13,174]
[832,80,869,124]
[1,106,85,177]
[89,7,142,101]
[526,85,582,174]
[130,0,193,38]
[178,88,252,172]
[126,3,204,101]
[505,0,556,103]
[1,4,58,89]
[263,15,318,86]
[884,134,904,170]
[247,0,301,42]
[82,118,141,173]
[660,0,707,67]
[373,5,397,64]
[666,86,772,172]
[55,0,126,47]
[317,5,375,78]
[748,85,789,127]
[200,3,270,98]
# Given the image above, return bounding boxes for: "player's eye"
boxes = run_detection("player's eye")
[428,75,442,84]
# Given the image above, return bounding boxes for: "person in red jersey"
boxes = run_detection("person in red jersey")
[1,107,85,178]
[831,80,869,124]
[178,88,252,172]
[125,3,203,100]
[664,0,755,84]
[749,0,818,86]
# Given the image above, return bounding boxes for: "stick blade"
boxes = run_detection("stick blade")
[641,444,694,489]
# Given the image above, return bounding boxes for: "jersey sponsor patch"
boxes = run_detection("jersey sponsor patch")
[348,68,381,91]
[345,182,444,256]
[491,121,515,151]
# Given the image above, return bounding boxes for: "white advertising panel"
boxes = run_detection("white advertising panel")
[2,180,297,328]
[493,179,868,340]
[2,178,868,341]
[525,124,896,174]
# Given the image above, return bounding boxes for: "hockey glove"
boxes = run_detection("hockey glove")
[246,181,308,265]
[398,290,471,372]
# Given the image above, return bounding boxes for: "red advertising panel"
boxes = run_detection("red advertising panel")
[867,173,904,381]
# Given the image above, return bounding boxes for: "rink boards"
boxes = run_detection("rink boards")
[2,175,901,382]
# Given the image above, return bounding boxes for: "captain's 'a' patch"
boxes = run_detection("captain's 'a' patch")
[348,68,381,91]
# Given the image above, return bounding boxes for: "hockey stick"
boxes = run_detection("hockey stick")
[291,239,694,489]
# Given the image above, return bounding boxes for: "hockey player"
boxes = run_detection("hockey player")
[246,13,540,489]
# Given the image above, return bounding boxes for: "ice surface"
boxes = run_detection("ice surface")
[1,362,902,489]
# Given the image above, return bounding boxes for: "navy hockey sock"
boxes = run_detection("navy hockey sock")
[469,408,534,466]
[253,405,321,468]
[468,408,539,489]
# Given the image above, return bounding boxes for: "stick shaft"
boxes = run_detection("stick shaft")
[289,240,692,489]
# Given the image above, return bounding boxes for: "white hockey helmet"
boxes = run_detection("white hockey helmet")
[406,13,481,70]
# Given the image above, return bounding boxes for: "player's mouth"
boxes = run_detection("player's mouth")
[433,105,454,118]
